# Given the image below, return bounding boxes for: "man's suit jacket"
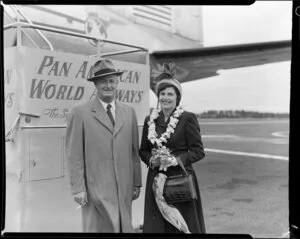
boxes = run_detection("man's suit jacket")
[66,97,142,232]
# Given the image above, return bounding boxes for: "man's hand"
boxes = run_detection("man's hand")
[132,187,140,200]
[74,192,87,206]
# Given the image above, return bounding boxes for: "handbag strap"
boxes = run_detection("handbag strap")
[176,157,188,176]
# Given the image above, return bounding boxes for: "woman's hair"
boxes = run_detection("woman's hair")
[157,82,181,106]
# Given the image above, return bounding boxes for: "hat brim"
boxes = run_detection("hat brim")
[155,79,182,96]
[87,71,123,81]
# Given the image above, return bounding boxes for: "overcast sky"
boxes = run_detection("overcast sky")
[202,1,292,46]
[150,60,291,114]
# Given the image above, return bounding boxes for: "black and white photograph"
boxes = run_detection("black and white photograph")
[2,2,293,238]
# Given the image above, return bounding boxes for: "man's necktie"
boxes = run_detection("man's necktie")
[106,104,115,126]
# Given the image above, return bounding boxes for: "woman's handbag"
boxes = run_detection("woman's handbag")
[163,159,197,204]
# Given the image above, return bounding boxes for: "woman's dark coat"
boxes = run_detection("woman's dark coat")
[139,110,206,233]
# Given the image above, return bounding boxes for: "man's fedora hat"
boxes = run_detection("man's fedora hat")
[87,59,123,81]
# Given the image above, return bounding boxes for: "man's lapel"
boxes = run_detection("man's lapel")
[90,97,114,134]
[113,101,125,137]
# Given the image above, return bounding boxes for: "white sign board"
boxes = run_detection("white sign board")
[14,47,149,126]
[4,48,22,133]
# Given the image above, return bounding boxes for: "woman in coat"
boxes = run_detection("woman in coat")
[139,76,206,233]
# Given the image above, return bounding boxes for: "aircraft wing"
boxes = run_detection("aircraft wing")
[150,40,291,91]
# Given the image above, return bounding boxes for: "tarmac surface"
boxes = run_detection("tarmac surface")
[132,119,289,238]
[5,119,289,238]
[132,152,288,238]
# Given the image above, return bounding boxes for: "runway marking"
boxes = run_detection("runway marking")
[203,135,236,138]
[272,131,289,137]
[203,134,288,144]
[206,148,288,161]
[200,120,288,125]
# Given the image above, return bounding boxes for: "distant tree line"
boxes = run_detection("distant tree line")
[196,110,289,119]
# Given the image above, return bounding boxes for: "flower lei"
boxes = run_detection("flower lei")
[147,106,184,148]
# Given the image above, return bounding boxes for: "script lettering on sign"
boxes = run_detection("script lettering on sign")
[42,107,70,121]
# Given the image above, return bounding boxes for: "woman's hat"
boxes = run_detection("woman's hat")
[155,76,182,97]
[87,59,123,81]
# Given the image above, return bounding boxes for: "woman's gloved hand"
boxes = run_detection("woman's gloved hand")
[149,155,161,169]
[159,156,178,171]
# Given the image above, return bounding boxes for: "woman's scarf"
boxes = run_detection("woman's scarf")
[152,172,191,233]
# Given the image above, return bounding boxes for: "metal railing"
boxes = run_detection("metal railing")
[4,9,40,49]
[4,21,148,57]
[12,5,54,50]
[3,3,149,57]
[3,4,54,50]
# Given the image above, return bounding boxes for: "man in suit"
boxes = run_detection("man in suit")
[65,59,142,232]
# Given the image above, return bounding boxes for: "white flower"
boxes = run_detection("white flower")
[147,106,184,148]
[169,121,176,128]
[157,141,163,147]
[173,106,184,117]
[150,108,161,120]
[171,117,179,124]
[150,138,155,144]
[149,125,155,131]
[169,127,175,134]
[161,137,167,143]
